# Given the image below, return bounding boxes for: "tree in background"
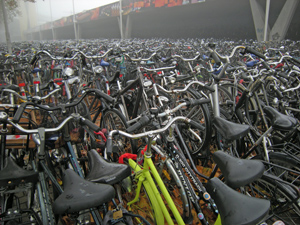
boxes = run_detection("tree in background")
[0,0,35,54]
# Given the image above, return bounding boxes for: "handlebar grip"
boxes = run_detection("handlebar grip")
[106,137,113,155]
[261,61,271,70]
[216,63,229,79]
[175,75,193,83]
[94,89,114,103]
[189,120,205,131]
[244,47,266,60]
[291,57,300,66]
[12,102,27,123]
[30,55,38,66]
[126,115,151,133]
[211,52,221,65]
[188,98,211,107]
[203,84,215,92]
[81,54,87,67]
[274,87,284,99]
[163,56,173,62]
[80,118,101,132]
[196,54,202,60]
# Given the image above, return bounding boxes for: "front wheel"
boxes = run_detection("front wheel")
[100,108,136,158]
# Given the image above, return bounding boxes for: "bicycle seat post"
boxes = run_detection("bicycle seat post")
[145,134,154,158]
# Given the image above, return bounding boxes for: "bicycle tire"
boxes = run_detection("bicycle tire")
[220,82,258,126]
[153,148,193,223]
[246,173,300,225]
[100,108,137,157]
[217,84,235,117]
[171,86,212,155]
[255,152,300,186]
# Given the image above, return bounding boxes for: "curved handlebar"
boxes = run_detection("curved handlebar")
[153,80,215,93]
[208,45,245,62]
[1,112,87,134]
[169,53,201,62]
[123,52,157,62]
[108,116,191,139]
[1,87,61,102]
[33,48,113,62]
[11,88,114,123]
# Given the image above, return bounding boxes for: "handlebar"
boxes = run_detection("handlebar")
[140,65,176,72]
[207,45,246,61]
[125,97,210,133]
[153,80,215,93]
[11,88,114,123]
[31,48,113,65]
[168,53,202,62]
[0,87,61,102]
[0,112,100,134]
[106,116,192,154]
[123,52,157,62]
[243,47,267,60]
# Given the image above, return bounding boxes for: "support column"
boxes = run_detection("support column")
[125,14,132,39]
[77,23,82,39]
[269,0,298,41]
[39,28,43,41]
[250,0,298,41]
[249,0,268,42]
[52,28,57,40]
[119,0,123,39]
[117,17,125,39]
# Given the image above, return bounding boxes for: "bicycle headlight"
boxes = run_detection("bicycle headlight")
[64,67,74,76]
[94,66,103,74]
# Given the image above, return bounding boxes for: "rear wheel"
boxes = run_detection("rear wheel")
[245,174,300,225]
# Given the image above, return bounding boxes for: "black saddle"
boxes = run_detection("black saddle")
[85,149,131,185]
[213,151,264,188]
[52,169,115,214]
[206,177,270,225]
[0,157,38,187]
[264,106,298,131]
[213,116,250,142]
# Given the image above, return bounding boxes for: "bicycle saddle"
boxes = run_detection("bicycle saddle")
[100,59,110,67]
[85,149,131,185]
[264,106,298,131]
[212,151,264,188]
[206,177,270,225]
[0,157,38,187]
[52,169,115,214]
[213,116,250,141]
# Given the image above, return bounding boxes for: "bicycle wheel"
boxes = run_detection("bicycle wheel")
[151,147,193,223]
[245,173,300,225]
[172,86,212,155]
[217,84,235,117]
[220,82,258,125]
[100,108,136,157]
[255,152,300,186]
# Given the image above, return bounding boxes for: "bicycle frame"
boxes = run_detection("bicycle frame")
[126,136,185,225]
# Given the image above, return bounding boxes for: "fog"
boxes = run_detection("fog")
[1,0,299,42]
[35,0,118,25]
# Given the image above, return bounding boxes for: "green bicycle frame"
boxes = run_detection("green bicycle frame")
[127,142,185,225]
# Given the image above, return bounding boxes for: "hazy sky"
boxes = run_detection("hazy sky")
[35,0,118,25]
